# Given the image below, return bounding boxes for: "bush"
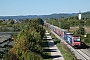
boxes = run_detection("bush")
[22,51,43,60]
[84,38,90,43]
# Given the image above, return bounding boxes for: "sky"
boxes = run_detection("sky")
[0,0,90,16]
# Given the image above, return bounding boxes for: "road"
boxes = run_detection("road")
[0,32,18,43]
[0,34,11,43]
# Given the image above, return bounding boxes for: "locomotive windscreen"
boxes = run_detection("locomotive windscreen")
[74,37,80,42]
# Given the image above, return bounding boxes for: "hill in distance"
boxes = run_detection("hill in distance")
[0,11,90,20]
[82,11,90,18]
[0,13,77,20]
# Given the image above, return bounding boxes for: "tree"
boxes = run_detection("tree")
[76,27,84,35]
[4,19,45,60]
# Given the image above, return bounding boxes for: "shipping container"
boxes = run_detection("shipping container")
[67,35,73,45]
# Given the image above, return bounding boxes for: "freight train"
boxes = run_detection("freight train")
[45,23,81,48]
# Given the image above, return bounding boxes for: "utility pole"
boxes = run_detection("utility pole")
[58,19,61,28]
[58,19,60,28]
[75,21,76,35]
[84,18,86,37]
[52,20,53,25]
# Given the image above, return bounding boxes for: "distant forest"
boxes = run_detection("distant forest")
[82,11,90,18]
[0,11,90,20]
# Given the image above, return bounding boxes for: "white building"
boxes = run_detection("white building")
[78,11,81,20]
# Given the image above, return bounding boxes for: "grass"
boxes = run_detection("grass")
[44,26,76,60]
[70,26,90,34]
[52,36,76,60]
[86,26,90,34]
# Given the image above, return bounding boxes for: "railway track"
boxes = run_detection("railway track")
[76,49,90,60]
[81,49,90,57]
[50,29,90,60]
[45,22,90,60]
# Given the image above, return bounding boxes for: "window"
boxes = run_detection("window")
[74,38,80,42]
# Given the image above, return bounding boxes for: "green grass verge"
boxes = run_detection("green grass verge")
[52,36,76,60]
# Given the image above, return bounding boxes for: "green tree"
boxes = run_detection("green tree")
[76,27,84,35]
[4,19,45,60]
